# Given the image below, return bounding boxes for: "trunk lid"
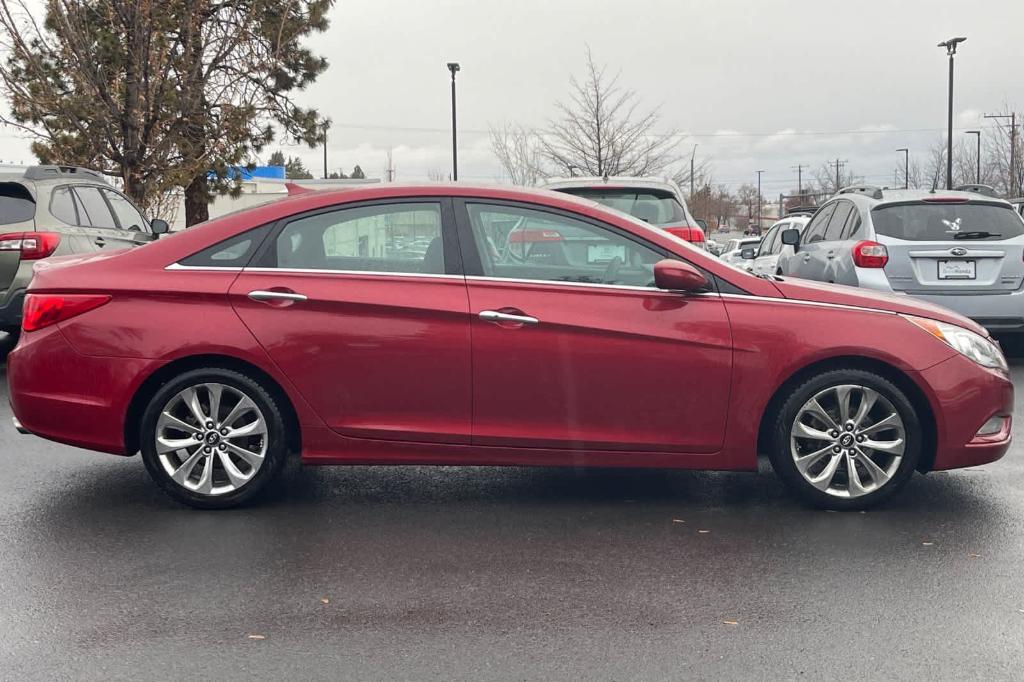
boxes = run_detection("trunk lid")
[871,199,1024,294]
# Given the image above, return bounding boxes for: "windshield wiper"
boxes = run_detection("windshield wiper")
[952,231,1001,240]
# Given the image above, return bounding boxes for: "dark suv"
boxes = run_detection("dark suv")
[0,165,167,335]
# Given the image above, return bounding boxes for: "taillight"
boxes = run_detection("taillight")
[664,225,707,248]
[0,231,61,260]
[922,197,969,204]
[852,240,888,268]
[22,293,111,332]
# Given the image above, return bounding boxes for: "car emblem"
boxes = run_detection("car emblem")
[950,247,967,256]
[942,217,962,231]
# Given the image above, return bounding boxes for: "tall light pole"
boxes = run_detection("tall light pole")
[984,112,1019,197]
[447,62,460,181]
[321,121,330,179]
[896,148,909,189]
[756,170,765,234]
[965,130,981,184]
[690,144,698,199]
[937,36,966,190]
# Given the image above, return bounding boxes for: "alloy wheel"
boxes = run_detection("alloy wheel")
[789,384,906,499]
[154,383,268,496]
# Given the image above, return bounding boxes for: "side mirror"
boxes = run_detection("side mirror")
[150,218,170,236]
[780,228,800,250]
[741,247,757,260]
[654,259,708,292]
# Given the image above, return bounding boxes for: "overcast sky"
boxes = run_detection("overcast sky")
[1,0,1021,194]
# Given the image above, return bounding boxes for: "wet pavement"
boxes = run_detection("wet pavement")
[1,331,1023,680]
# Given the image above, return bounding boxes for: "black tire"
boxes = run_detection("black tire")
[140,367,288,509]
[768,368,921,511]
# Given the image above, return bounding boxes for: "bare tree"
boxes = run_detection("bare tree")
[983,107,1023,197]
[489,123,546,185]
[810,161,862,196]
[540,48,681,178]
[426,167,448,182]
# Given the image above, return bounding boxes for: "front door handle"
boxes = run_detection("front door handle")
[248,290,308,303]
[94,237,106,248]
[802,253,811,262]
[826,249,836,259]
[479,310,539,326]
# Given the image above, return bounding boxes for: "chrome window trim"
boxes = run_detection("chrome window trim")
[242,267,464,280]
[464,275,665,293]
[165,263,244,272]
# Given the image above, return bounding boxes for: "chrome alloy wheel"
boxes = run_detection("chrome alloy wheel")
[789,384,906,499]
[154,383,268,496]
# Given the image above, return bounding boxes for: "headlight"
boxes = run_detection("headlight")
[903,315,1008,372]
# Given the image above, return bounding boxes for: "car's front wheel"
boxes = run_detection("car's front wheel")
[140,368,288,509]
[769,369,921,510]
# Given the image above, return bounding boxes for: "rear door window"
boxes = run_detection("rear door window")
[804,204,836,244]
[760,225,780,255]
[0,183,35,225]
[49,186,79,225]
[102,189,148,232]
[871,202,1024,241]
[824,201,853,241]
[73,187,117,228]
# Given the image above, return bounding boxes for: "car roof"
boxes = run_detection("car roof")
[0,165,108,186]
[830,187,1014,208]
[541,176,680,194]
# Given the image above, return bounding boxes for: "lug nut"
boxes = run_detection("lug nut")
[205,421,214,429]
[220,428,229,436]
[833,445,841,453]
[218,443,226,451]
[830,430,839,438]
[845,423,854,431]
[203,446,211,454]
[195,433,203,440]
[856,435,865,443]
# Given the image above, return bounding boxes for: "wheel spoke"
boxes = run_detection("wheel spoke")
[156,435,198,454]
[793,420,833,442]
[157,411,200,435]
[794,444,835,475]
[206,384,224,424]
[860,413,900,436]
[835,386,853,423]
[224,419,267,439]
[184,387,208,425]
[225,441,264,468]
[807,453,843,491]
[804,399,839,431]
[861,437,905,455]
[194,455,214,494]
[858,451,892,486]
[846,453,868,496]
[171,449,204,485]
[221,395,257,429]
[852,388,879,428]
[217,449,250,488]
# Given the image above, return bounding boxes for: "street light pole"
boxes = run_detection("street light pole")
[985,112,1019,197]
[756,170,765,234]
[690,144,698,199]
[896,148,909,189]
[965,131,981,184]
[938,37,966,190]
[447,62,460,181]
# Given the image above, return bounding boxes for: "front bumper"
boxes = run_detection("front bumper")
[916,353,1014,471]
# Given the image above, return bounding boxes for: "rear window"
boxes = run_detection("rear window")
[555,187,685,226]
[872,202,1024,241]
[0,182,35,225]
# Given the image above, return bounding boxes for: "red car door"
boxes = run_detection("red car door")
[229,199,472,443]
[456,200,733,453]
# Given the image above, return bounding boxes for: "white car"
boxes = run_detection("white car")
[748,215,811,277]
[720,236,763,268]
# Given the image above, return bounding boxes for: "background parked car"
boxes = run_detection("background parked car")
[541,176,707,249]
[0,165,167,335]
[778,185,1024,334]
[747,215,811,277]
[1012,197,1023,219]
[719,236,762,268]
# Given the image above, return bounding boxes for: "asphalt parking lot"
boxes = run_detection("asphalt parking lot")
[1,333,1023,680]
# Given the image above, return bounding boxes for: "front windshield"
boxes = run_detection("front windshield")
[556,187,685,226]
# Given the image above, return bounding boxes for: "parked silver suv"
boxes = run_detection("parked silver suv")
[778,185,1024,333]
[0,165,167,335]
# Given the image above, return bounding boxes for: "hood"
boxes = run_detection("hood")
[772,277,989,337]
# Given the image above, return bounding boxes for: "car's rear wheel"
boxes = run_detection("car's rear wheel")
[769,369,921,510]
[140,368,288,509]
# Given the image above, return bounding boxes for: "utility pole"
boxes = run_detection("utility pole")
[447,62,460,181]
[896,148,909,189]
[792,164,805,196]
[756,170,765,234]
[690,144,698,199]
[965,131,981,184]
[321,121,330,179]
[385,148,395,182]
[938,37,967,190]
[833,159,847,193]
[985,112,1019,196]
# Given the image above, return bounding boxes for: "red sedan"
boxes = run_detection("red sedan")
[8,184,1012,509]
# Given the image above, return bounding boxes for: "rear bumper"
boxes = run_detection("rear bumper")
[8,325,150,455]
[916,353,1014,471]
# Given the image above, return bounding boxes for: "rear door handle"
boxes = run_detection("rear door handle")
[248,290,308,303]
[826,249,836,259]
[479,310,539,326]
[802,253,811,262]
[94,237,106,248]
